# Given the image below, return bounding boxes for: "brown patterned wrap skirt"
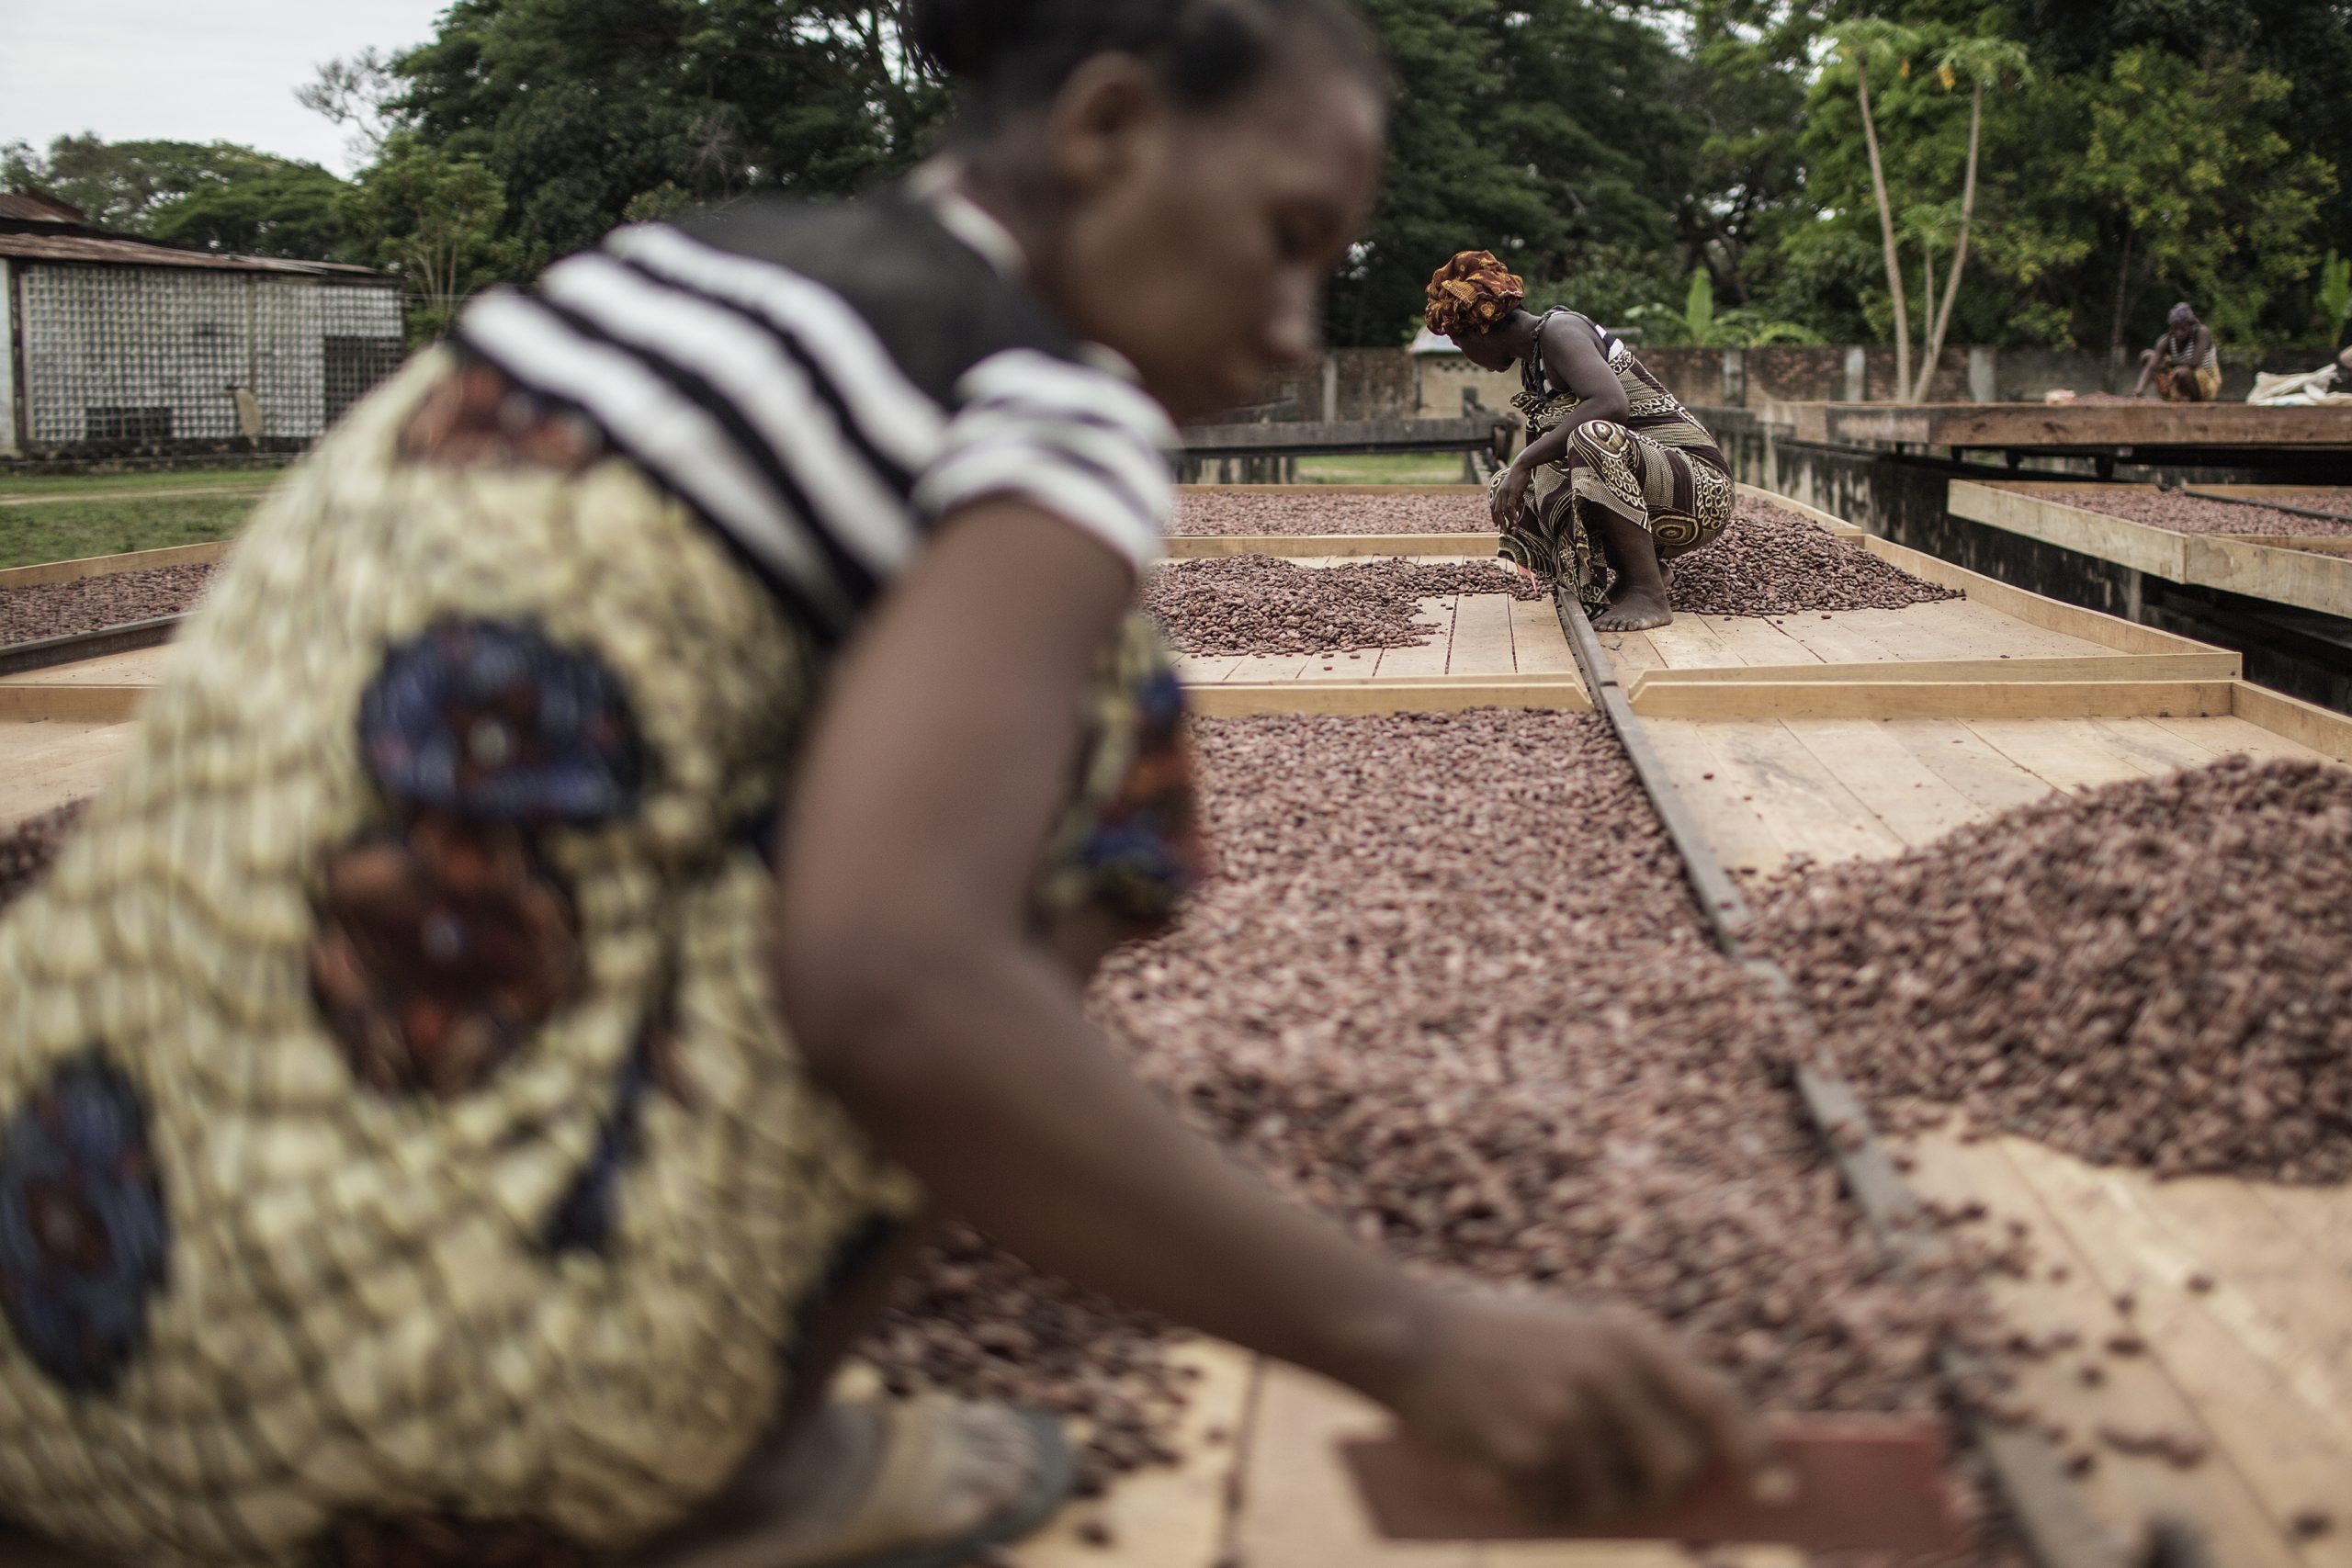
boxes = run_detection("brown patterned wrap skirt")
[1496,327,1734,610]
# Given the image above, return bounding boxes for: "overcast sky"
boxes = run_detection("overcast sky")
[1,0,451,175]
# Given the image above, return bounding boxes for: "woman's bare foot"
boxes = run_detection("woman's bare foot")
[639,1397,1071,1568]
[1593,587,1672,632]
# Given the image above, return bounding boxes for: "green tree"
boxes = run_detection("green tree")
[1908,36,2034,397]
[2074,45,2335,350]
[1826,20,1933,397]
[2319,251,2352,347]
[1626,268,1824,346]
[391,0,944,272]
[147,164,354,261]
[0,134,350,256]
[1673,2,1826,310]
[342,134,521,343]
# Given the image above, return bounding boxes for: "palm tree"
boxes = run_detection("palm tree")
[1912,38,2034,400]
[1829,21,1928,400]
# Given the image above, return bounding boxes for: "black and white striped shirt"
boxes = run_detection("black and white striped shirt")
[454,190,1177,642]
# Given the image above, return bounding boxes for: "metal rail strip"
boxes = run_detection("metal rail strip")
[1553,588,2206,1568]
[0,616,185,680]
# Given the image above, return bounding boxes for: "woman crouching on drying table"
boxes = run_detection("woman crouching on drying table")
[1430,252,1733,632]
[0,5,1770,1566]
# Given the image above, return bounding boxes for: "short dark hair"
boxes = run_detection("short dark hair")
[911,0,1381,136]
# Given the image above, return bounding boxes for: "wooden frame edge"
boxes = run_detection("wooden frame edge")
[1626,679,2235,722]
[0,539,234,591]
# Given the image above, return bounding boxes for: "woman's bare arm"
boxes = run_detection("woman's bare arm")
[772,504,1434,1402]
[772,502,1770,1514]
[1493,316,1634,527]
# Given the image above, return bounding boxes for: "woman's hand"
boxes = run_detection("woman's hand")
[1491,459,1534,530]
[1383,1293,1777,1525]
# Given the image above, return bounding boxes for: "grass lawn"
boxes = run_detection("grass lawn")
[0,465,288,501]
[0,493,266,569]
[1293,453,1477,486]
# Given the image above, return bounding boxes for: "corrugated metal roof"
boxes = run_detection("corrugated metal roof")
[0,224,385,278]
[0,191,88,223]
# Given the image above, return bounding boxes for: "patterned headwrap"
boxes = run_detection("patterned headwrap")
[2168,302,2198,329]
[1425,251,1526,339]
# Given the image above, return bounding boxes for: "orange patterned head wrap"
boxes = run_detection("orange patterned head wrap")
[1424,251,1525,339]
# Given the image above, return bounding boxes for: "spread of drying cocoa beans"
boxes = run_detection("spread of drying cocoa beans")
[1668,512,1962,617]
[1166,492,1961,620]
[1174,491,1487,536]
[2043,490,2352,537]
[1144,555,1537,657]
[0,562,214,647]
[0,803,81,911]
[1756,755,2352,1181]
[869,715,2010,1504]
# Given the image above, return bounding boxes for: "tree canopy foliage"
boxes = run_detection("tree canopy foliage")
[5,1,2346,355]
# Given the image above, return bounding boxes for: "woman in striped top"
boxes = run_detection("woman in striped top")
[0,4,1764,1565]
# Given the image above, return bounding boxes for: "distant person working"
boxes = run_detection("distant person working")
[2135,302,2221,402]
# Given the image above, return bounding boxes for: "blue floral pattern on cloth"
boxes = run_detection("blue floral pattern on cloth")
[311,818,585,1101]
[0,1053,170,1396]
[1029,619,1207,937]
[1072,664,1202,926]
[358,620,646,825]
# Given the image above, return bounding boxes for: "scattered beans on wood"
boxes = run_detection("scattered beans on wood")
[1143,555,1536,657]
[0,563,215,647]
[869,714,2017,1509]
[1755,755,2352,1183]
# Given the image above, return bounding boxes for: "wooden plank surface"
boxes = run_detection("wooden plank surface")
[1238,1364,1476,1568]
[1864,527,2233,661]
[0,719,133,827]
[1510,599,1579,676]
[1897,1134,2310,1565]
[1449,592,1518,677]
[0,539,232,590]
[0,647,174,688]
[1025,1341,1257,1568]
[2003,1143,2352,1564]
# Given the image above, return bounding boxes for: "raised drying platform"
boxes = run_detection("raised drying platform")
[1170,551,1590,716]
[1792,400,2352,463]
[1121,489,2352,1566]
[1949,481,2352,622]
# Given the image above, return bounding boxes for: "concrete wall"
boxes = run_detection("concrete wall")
[1231,346,1419,423]
[13,265,401,453]
[1219,342,2343,426]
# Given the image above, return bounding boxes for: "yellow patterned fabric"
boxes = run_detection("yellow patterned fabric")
[0,351,1192,1566]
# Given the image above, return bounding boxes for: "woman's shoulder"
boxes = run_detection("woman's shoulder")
[669,193,1086,403]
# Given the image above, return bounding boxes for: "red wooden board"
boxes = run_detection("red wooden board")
[1343,1414,1972,1553]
